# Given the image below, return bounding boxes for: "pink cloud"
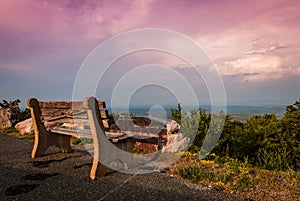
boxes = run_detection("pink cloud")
[0,0,154,42]
[0,0,300,82]
[0,0,155,72]
[188,1,300,82]
[220,55,284,81]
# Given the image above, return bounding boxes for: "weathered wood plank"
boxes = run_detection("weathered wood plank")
[100,110,108,119]
[50,128,134,142]
[50,128,92,138]
[38,100,106,109]
[106,130,167,139]
[102,119,109,128]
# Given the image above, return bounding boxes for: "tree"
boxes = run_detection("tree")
[212,116,244,158]
[0,99,31,124]
[0,99,20,109]
[279,100,300,170]
[241,114,281,164]
[171,103,182,124]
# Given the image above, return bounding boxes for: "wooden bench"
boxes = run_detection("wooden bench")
[27,97,135,180]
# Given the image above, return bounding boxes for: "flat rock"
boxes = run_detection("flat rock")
[162,133,190,153]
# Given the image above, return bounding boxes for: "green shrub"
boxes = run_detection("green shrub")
[71,137,82,145]
[257,147,292,171]
[177,167,214,182]
[215,173,233,184]
[178,99,300,171]
[1,126,18,133]
[19,108,31,121]
[236,174,251,191]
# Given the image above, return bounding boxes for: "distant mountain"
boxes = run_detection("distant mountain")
[108,104,286,121]
[225,105,285,121]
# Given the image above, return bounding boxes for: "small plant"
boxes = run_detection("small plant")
[1,126,18,133]
[205,153,219,161]
[235,173,251,191]
[0,127,34,140]
[257,147,291,171]
[215,173,233,184]
[177,166,214,182]
[172,154,300,200]
[71,137,82,145]
[12,132,34,140]
[133,147,144,154]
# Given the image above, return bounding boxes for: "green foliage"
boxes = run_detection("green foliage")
[133,147,144,154]
[0,100,10,108]
[173,157,300,200]
[0,126,34,140]
[171,103,182,124]
[0,99,20,108]
[0,99,31,123]
[1,126,18,133]
[174,99,300,171]
[10,132,34,140]
[233,114,281,162]
[280,100,300,170]
[236,173,250,191]
[71,137,93,145]
[178,166,214,182]
[180,108,211,153]
[19,108,31,121]
[257,147,291,171]
[215,173,234,184]
[71,137,82,145]
[108,113,117,125]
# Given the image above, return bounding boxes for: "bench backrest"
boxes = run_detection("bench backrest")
[27,98,109,132]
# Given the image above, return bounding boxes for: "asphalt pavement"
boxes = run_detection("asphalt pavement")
[0,133,245,201]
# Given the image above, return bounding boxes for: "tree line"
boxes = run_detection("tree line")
[171,100,300,171]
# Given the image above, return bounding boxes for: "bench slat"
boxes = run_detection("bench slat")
[51,126,166,142]
[44,115,88,122]
[50,128,92,138]
[100,110,108,119]
[38,100,106,109]
[50,128,133,142]
[106,131,167,139]
[102,119,109,128]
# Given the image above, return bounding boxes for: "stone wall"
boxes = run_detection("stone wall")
[0,107,20,128]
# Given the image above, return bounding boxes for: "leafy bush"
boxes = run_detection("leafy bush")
[171,99,300,171]
[257,147,292,171]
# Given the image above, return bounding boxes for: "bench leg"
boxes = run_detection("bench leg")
[115,139,136,169]
[89,139,136,180]
[32,131,72,158]
[90,159,107,180]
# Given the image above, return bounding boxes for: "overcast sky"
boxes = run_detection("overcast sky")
[0,0,300,108]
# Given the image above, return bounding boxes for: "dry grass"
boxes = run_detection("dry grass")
[170,152,300,201]
[0,126,34,140]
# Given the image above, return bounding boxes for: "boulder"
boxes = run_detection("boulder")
[15,118,34,135]
[0,107,20,128]
[165,120,180,134]
[162,133,190,153]
[15,118,83,135]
